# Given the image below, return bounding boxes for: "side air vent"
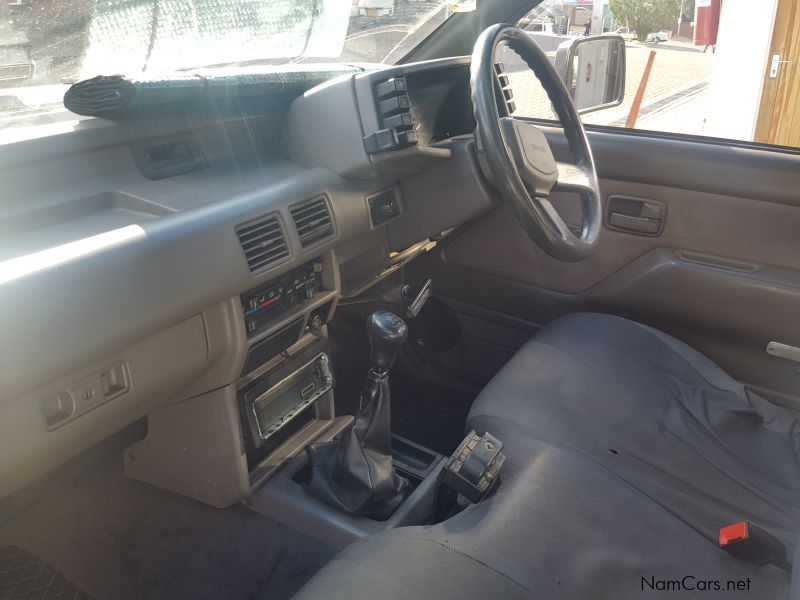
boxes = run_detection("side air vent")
[236,215,290,273]
[290,197,334,248]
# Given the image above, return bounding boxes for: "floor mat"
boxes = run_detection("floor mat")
[0,546,92,600]
[0,458,335,600]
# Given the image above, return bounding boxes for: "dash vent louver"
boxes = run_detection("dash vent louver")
[290,197,334,248]
[236,215,290,273]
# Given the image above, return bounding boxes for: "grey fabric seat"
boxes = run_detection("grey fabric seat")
[295,313,800,599]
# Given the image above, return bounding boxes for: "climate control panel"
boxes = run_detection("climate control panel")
[241,262,322,337]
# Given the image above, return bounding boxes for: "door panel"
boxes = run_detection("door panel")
[407,129,800,408]
[445,178,800,295]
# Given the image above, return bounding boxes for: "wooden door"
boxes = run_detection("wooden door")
[755,0,800,146]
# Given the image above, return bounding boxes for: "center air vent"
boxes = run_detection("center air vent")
[290,197,334,248]
[236,215,290,273]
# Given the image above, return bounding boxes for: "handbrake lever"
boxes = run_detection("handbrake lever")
[405,278,432,318]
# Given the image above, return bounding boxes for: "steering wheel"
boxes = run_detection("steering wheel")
[471,24,602,262]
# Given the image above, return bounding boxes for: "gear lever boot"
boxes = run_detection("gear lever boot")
[304,311,411,520]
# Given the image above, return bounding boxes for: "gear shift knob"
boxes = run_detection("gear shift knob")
[367,311,408,372]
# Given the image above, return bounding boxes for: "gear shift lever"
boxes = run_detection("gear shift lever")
[367,311,407,372]
[304,311,411,520]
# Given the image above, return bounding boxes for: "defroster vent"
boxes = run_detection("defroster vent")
[290,197,334,248]
[237,215,290,273]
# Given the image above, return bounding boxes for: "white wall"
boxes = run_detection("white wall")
[704,0,779,141]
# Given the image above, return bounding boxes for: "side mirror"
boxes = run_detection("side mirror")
[554,35,626,114]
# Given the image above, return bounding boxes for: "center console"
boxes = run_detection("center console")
[123,253,461,549]
[123,254,346,506]
[244,309,448,548]
[248,433,445,548]
[234,257,348,491]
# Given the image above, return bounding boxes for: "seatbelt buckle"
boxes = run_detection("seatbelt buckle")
[719,521,789,570]
[441,430,506,503]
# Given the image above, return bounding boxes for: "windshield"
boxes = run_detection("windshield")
[0,0,459,134]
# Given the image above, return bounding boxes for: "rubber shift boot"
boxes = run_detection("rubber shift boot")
[305,370,410,520]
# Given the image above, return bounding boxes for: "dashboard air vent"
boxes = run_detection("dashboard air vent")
[236,215,290,273]
[290,197,334,248]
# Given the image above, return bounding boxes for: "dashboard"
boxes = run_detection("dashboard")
[0,56,499,501]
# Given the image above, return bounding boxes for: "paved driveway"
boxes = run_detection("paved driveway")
[505,41,713,134]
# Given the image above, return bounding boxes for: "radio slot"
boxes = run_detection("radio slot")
[239,340,334,472]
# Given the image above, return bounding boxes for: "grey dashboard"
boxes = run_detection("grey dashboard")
[0,56,497,498]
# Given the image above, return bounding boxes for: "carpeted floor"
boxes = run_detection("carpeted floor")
[0,457,335,600]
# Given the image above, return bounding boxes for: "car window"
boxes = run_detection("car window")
[513,0,800,150]
[0,0,455,137]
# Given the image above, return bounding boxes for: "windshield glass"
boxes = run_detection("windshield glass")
[0,0,458,134]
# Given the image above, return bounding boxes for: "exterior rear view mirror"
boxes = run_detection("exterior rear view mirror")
[554,35,626,114]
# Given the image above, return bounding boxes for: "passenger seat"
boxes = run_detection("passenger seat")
[294,314,797,599]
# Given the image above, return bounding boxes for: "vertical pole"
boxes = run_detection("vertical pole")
[591,0,606,34]
[626,50,657,128]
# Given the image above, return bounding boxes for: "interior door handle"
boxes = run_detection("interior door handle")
[609,212,661,233]
[606,196,665,236]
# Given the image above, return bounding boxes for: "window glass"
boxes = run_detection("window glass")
[513,0,800,149]
[0,0,455,135]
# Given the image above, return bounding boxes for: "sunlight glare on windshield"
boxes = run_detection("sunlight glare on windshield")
[0,0,459,131]
[81,0,352,77]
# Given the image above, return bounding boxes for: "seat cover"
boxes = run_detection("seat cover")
[296,436,791,598]
[295,313,799,599]
[468,313,800,550]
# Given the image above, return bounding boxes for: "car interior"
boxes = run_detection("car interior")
[1,0,800,598]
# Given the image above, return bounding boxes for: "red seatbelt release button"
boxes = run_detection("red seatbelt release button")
[718,520,789,571]
[719,521,749,547]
